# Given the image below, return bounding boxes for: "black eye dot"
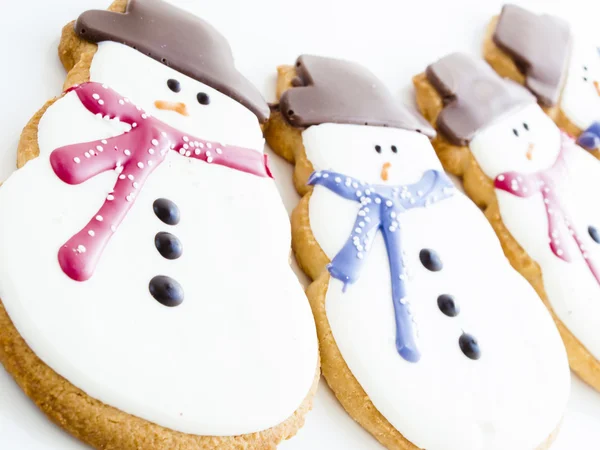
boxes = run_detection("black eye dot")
[523,122,529,131]
[419,249,443,272]
[459,333,481,360]
[375,145,382,153]
[513,128,520,137]
[584,76,589,82]
[197,92,210,105]
[589,226,600,244]
[437,294,459,317]
[167,79,181,93]
[584,66,588,71]
[391,145,398,153]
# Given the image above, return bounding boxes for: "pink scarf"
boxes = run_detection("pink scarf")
[494,133,600,284]
[50,82,272,281]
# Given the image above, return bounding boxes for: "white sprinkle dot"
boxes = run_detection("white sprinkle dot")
[390,211,397,218]
[365,217,371,223]
[358,210,366,217]
[557,249,563,256]
[96,215,103,222]
[137,162,144,169]
[194,149,201,155]
[375,198,381,204]
[98,100,104,105]
[133,182,139,189]
[84,152,91,158]
[389,226,396,232]
[323,173,329,178]
[132,122,138,128]
[183,136,189,142]
[352,182,358,188]
[119,100,125,105]
[186,151,191,157]
[359,221,365,227]
[151,139,159,146]
[357,252,364,259]
[207,143,212,149]
[206,151,212,157]
[92,94,100,100]
[386,200,393,207]
[355,228,362,234]
[107,194,114,201]
[73,157,81,163]
[119,174,126,179]
[141,114,148,119]
[216,148,223,154]
[128,174,135,180]
[183,144,189,150]
[356,190,362,197]
[77,245,86,253]
[148,148,155,155]
[124,149,131,156]
[179,148,186,155]
[207,157,214,163]
[147,160,154,166]
[88,230,95,237]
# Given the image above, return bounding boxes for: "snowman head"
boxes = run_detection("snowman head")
[562,42,600,129]
[280,55,437,184]
[425,53,561,177]
[75,0,268,148]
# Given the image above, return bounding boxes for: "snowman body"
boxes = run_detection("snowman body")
[0,41,318,436]
[470,101,600,361]
[560,39,600,131]
[302,123,569,450]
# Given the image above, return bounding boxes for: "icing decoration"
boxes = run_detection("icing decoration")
[153,198,180,225]
[426,53,536,146]
[75,0,269,122]
[578,122,600,151]
[279,55,435,136]
[308,169,454,363]
[149,275,184,307]
[437,294,459,317]
[589,226,600,244]
[458,333,481,360]
[494,132,600,284]
[154,232,183,260]
[50,81,272,282]
[493,4,572,106]
[419,249,443,272]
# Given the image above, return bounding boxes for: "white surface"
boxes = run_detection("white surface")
[0,0,599,449]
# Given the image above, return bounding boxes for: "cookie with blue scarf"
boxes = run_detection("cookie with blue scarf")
[267,54,570,450]
[484,4,600,156]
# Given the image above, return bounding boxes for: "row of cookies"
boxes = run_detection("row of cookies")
[0,1,597,450]
[265,3,600,450]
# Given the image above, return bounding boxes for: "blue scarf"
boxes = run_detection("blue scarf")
[578,122,600,151]
[309,169,454,363]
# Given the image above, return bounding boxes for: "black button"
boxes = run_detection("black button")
[155,232,183,260]
[149,275,184,307]
[437,294,459,317]
[459,333,481,360]
[153,198,180,226]
[589,226,600,244]
[419,249,443,272]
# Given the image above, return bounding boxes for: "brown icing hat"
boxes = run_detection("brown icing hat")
[426,52,536,146]
[280,55,435,137]
[75,0,269,123]
[493,4,572,106]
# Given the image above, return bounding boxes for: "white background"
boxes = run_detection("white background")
[0,0,599,448]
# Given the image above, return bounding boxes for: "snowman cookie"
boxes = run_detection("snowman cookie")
[414,52,600,394]
[484,4,600,155]
[0,1,319,449]
[266,54,569,450]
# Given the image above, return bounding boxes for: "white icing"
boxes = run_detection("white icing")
[303,123,570,450]
[470,102,600,363]
[0,42,318,436]
[561,39,600,131]
[469,103,562,178]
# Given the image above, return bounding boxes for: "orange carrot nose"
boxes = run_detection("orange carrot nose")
[526,143,535,161]
[154,100,189,116]
[381,162,391,181]
[594,80,600,97]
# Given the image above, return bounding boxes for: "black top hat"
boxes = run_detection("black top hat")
[493,4,572,106]
[280,55,435,137]
[426,53,536,145]
[75,0,269,123]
